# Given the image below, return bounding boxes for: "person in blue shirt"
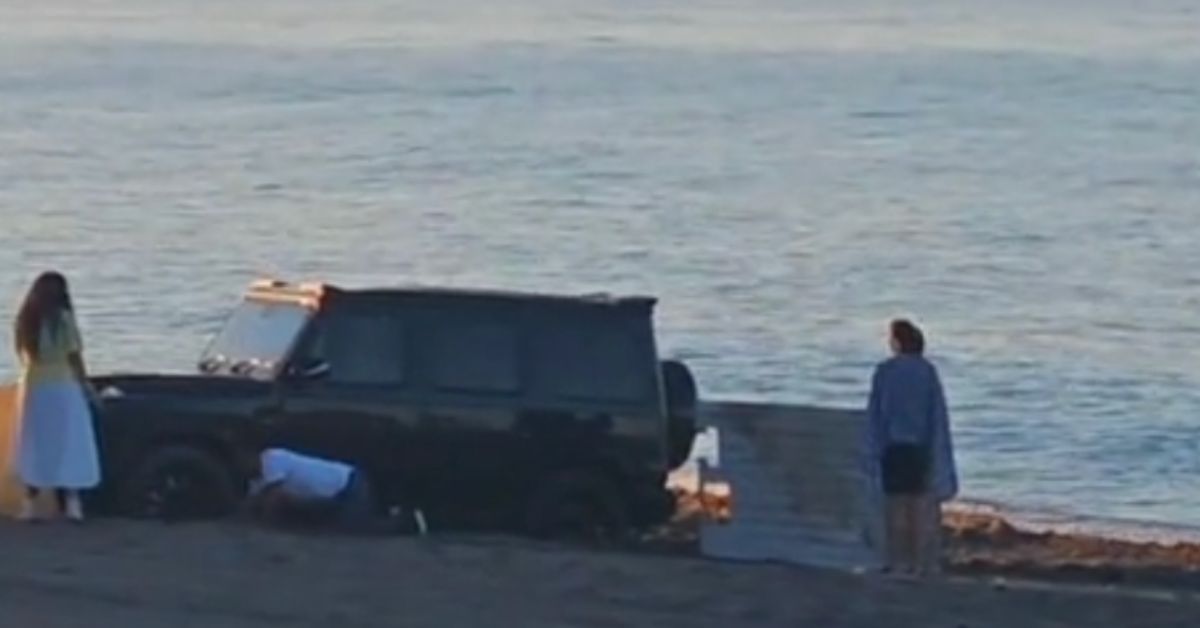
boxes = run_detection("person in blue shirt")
[866,319,957,575]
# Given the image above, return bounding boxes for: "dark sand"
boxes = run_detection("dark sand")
[1,519,1197,628]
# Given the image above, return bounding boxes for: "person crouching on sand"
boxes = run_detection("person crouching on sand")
[13,271,102,522]
[240,447,418,536]
[865,319,958,575]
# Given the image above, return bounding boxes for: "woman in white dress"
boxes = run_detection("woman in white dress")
[13,271,101,522]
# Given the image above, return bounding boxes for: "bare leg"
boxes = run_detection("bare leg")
[884,496,906,572]
[18,487,40,521]
[22,488,72,517]
[63,490,84,522]
[915,495,942,576]
[913,494,928,575]
[903,496,924,573]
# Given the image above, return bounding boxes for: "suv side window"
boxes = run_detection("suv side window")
[310,313,406,385]
[428,321,519,393]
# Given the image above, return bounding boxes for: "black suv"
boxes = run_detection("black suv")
[90,280,698,536]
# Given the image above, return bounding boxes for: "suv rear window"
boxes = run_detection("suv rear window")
[538,325,651,403]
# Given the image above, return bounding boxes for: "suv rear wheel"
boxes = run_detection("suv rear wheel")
[524,469,630,543]
[119,445,238,521]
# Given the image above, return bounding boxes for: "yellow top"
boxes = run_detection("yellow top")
[19,311,83,386]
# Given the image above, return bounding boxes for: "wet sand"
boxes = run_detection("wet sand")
[1,519,1197,628]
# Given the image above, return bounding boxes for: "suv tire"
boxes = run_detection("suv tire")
[524,469,630,543]
[662,359,699,469]
[119,445,238,521]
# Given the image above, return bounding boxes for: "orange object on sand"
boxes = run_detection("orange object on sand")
[0,382,60,518]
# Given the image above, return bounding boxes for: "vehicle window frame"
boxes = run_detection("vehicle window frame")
[285,309,409,389]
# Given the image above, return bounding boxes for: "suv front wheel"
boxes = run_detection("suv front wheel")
[118,444,239,521]
[524,469,630,543]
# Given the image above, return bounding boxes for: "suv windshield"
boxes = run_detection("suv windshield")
[198,298,312,379]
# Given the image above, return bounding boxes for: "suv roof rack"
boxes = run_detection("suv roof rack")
[246,279,656,308]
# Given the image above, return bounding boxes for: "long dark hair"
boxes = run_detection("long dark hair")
[890,318,925,355]
[15,271,74,359]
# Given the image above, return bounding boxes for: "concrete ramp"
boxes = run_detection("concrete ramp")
[699,401,883,570]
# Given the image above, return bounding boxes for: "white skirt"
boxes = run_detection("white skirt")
[15,380,101,490]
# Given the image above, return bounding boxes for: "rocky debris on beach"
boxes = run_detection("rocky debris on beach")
[944,510,1200,589]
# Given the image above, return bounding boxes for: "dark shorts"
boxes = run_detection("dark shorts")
[334,470,379,531]
[882,444,930,495]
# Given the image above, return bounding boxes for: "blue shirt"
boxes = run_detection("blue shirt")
[865,354,958,500]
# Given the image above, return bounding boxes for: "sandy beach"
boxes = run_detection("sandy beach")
[0,518,1197,628]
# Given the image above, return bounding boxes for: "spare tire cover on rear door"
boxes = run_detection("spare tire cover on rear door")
[661,360,698,469]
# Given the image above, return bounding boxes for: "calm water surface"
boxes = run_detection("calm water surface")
[1,0,1199,524]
